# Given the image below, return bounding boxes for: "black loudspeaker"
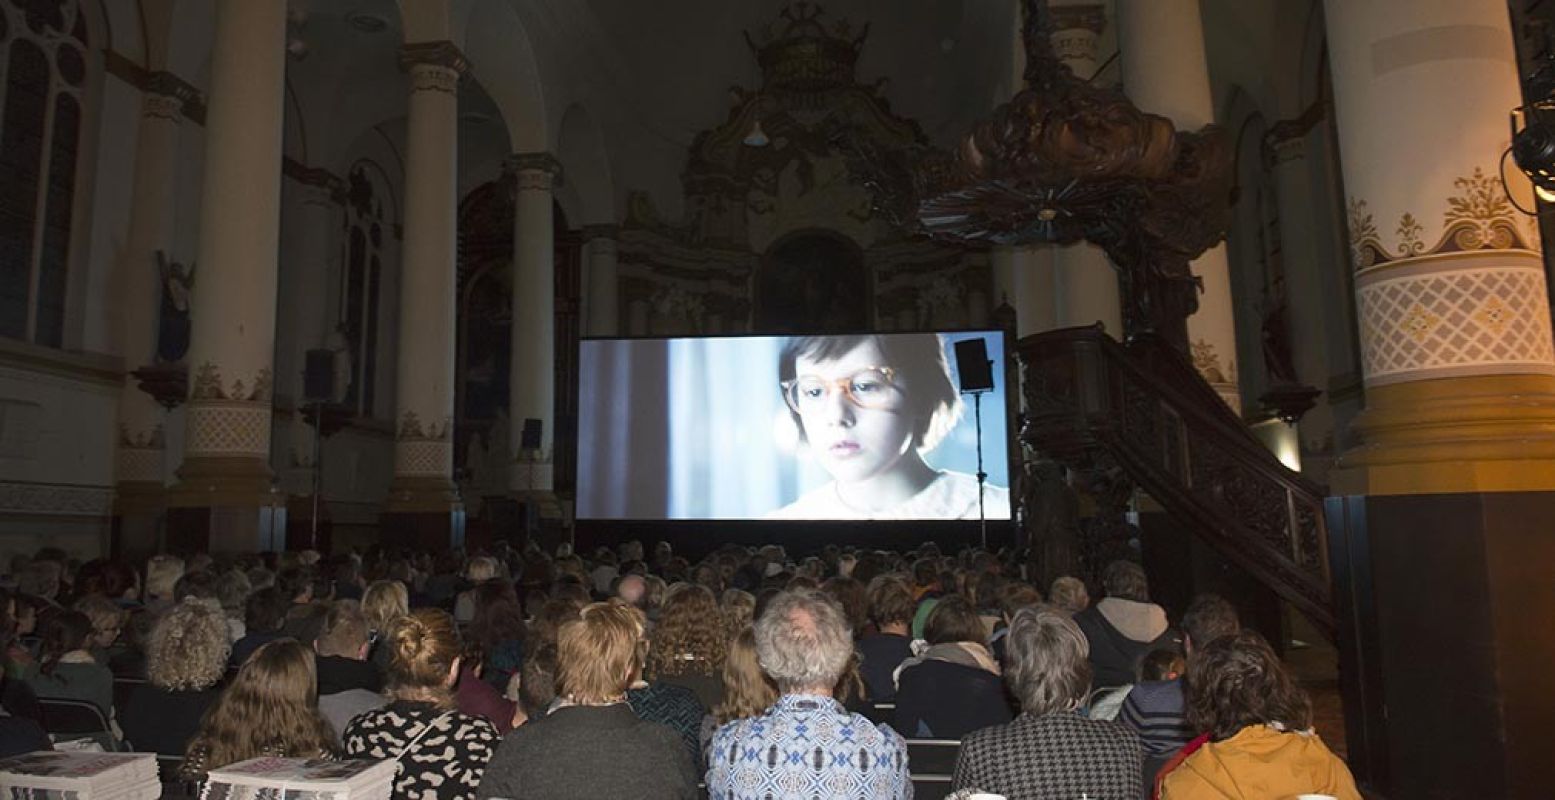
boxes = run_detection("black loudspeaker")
[953,338,995,392]
[304,349,334,401]
[520,418,543,450]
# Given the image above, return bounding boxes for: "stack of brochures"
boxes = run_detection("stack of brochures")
[200,757,396,800]
[0,751,159,800]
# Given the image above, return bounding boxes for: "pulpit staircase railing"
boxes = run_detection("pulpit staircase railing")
[1018,325,1336,639]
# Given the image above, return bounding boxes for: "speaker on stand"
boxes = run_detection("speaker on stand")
[953,337,995,549]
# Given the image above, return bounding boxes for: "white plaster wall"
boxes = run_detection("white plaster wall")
[80,77,143,355]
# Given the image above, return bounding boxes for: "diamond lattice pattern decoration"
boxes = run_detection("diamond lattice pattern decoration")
[1359,265,1555,384]
[395,440,451,477]
[185,402,272,457]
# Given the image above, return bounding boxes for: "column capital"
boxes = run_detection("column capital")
[1049,3,1106,35]
[401,41,468,94]
[581,223,620,242]
[504,152,564,190]
[400,40,470,74]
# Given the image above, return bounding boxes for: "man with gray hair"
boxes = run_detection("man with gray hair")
[705,589,909,799]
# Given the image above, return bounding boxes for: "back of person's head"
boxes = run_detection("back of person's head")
[1138,647,1186,683]
[188,639,331,770]
[18,560,61,600]
[720,588,756,632]
[865,576,915,629]
[284,602,331,650]
[820,576,867,636]
[712,626,778,726]
[997,581,1044,621]
[1048,575,1090,614]
[911,558,938,589]
[217,569,252,615]
[276,568,313,604]
[969,572,1003,611]
[615,574,646,608]
[246,566,275,591]
[1102,560,1149,602]
[469,580,526,655]
[466,556,500,583]
[73,594,123,646]
[753,588,852,694]
[37,610,92,674]
[244,587,289,633]
[1181,593,1240,653]
[649,583,724,678]
[148,598,231,691]
[362,579,409,633]
[386,608,461,705]
[1186,629,1311,740]
[923,594,987,646]
[174,570,221,603]
[315,601,369,659]
[551,579,591,610]
[145,555,185,601]
[557,600,644,704]
[519,642,559,718]
[1005,604,1091,715]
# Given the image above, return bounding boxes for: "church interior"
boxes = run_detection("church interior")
[1,0,1554,796]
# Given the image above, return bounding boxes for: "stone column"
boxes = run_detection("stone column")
[1117,0,1241,412]
[382,42,466,550]
[1322,2,1555,795]
[506,153,561,493]
[277,173,343,509]
[582,224,619,336]
[113,77,189,557]
[1264,126,1335,468]
[1050,2,1123,336]
[166,0,288,552]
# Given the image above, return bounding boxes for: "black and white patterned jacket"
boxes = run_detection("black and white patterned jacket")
[343,700,499,800]
[952,710,1143,800]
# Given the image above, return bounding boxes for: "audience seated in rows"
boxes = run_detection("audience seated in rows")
[313,602,385,744]
[25,610,115,721]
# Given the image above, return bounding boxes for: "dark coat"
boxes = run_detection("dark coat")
[893,659,1013,739]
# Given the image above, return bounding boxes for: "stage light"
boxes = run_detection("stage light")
[1512,101,1555,195]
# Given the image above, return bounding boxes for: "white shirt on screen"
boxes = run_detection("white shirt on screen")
[765,470,1011,520]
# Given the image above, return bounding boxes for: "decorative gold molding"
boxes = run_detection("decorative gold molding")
[1191,338,1237,385]
[189,363,274,402]
[1348,166,1535,269]
[397,410,452,442]
[1049,4,1106,34]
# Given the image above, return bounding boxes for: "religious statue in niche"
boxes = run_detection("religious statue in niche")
[1259,272,1299,385]
[326,322,355,404]
[154,250,194,363]
[755,231,868,333]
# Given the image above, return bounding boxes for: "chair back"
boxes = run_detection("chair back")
[37,697,116,751]
[861,701,895,725]
[906,738,960,800]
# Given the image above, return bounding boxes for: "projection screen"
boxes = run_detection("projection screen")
[576,331,1011,521]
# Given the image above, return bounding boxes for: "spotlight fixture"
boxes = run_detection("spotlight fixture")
[1510,100,1555,205]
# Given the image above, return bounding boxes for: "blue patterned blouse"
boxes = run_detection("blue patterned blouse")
[705,693,911,800]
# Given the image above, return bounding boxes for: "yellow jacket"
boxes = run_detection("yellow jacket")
[1159,724,1361,800]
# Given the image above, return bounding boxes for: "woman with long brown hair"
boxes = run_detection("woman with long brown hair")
[645,584,726,707]
[180,639,334,781]
[344,609,499,800]
[698,627,776,757]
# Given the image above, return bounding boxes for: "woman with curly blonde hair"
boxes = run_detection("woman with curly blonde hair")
[699,627,776,756]
[122,598,231,755]
[719,588,755,642]
[646,583,727,708]
[181,639,334,781]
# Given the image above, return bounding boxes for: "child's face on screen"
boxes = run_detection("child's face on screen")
[791,340,916,485]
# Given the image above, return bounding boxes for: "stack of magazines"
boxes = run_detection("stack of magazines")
[0,751,159,800]
[200,758,396,800]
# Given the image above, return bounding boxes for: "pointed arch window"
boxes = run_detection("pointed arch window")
[0,0,88,347]
[340,163,388,416]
